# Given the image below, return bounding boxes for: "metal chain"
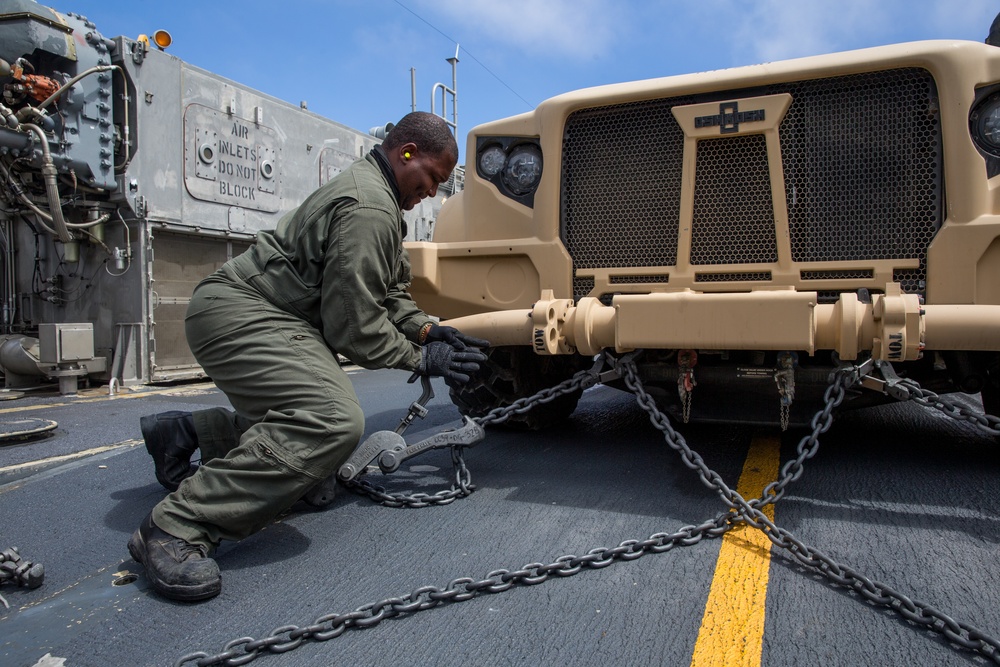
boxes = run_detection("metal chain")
[343,357,608,508]
[753,369,855,510]
[174,516,737,667]
[475,356,607,429]
[0,546,44,611]
[341,445,475,508]
[176,354,1000,666]
[895,378,1000,436]
[619,359,1000,664]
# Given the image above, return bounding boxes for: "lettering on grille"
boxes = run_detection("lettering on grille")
[694,101,766,134]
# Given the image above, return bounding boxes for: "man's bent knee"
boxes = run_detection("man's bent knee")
[312,401,365,478]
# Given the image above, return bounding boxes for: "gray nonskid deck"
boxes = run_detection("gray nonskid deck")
[1,370,997,666]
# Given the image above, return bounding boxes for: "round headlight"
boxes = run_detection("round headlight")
[478,144,506,178]
[971,93,1000,155]
[502,144,543,196]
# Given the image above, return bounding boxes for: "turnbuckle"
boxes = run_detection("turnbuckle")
[303,373,440,508]
[338,418,485,482]
[367,417,485,477]
[337,374,485,483]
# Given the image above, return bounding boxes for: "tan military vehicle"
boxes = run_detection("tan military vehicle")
[406,18,1000,429]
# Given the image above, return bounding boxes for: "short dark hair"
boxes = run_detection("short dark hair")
[383,111,458,161]
[989,11,1000,47]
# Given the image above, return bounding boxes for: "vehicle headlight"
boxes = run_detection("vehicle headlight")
[502,145,543,196]
[475,137,543,206]
[970,91,1000,156]
[478,144,506,177]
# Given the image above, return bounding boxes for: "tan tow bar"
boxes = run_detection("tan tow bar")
[444,284,1000,362]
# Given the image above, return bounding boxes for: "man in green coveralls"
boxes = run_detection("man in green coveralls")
[128,112,488,601]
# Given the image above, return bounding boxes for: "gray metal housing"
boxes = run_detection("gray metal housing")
[0,2,459,387]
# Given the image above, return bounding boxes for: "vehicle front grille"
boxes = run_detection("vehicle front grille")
[561,68,943,301]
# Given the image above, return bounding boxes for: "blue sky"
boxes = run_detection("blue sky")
[60,0,999,163]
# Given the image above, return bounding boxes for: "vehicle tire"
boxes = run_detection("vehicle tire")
[981,353,1000,418]
[447,346,592,429]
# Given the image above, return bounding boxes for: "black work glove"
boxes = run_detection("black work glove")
[419,341,488,385]
[424,324,490,351]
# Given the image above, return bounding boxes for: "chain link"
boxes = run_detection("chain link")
[475,357,607,429]
[895,378,1000,437]
[343,357,608,508]
[177,353,1000,666]
[340,443,475,508]
[619,358,1000,664]
[753,370,852,510]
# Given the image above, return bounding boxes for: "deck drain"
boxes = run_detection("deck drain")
[113,573,139,587]
[0,418,58,444]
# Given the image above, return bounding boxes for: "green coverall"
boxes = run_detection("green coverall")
[152,151,434,550]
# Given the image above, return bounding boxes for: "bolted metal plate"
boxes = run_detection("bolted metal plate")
[183,104,282,213]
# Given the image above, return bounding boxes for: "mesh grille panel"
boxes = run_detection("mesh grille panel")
[562,99,687,272]
[893,268,925,294]
[562,68,941,300]
[801,269,874,280]
[610,274,668,284]
[782,70,941,267]
[691,134,776,265]
[696,271,772,282]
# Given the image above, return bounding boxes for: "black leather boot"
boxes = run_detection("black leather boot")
[301,474,338,508]
[140,411,198,491]
[127,513,221,601]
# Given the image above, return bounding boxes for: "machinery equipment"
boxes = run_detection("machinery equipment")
[0,0,458,392]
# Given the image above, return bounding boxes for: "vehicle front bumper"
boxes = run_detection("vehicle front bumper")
[442,286,1000,362]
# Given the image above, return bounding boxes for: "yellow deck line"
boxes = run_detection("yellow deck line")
[690,434,780,667]
[0,439,141,475]
[0,383,218,415]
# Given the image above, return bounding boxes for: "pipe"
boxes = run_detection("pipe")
[0,161,59,237]
[0,126,33,151]
[0,335,43,377]
[35,65,118,112]
[2,217,14,333]
[114,66,131,169]
[410,68,417,114]
[0,160,110,237]
[921,305,1000,350]
[0,102,17,129]
[443,309,534,347]
[21,123,70,242]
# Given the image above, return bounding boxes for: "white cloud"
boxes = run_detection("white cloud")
[729,0,894,63]
[719,0,999,65]
[929,0,997,40]
[412,0,623,61]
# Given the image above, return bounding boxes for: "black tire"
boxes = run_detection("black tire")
[447,346,592,429]
[981,353,1000,418]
